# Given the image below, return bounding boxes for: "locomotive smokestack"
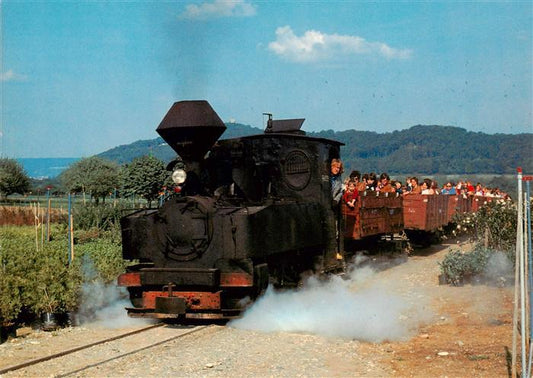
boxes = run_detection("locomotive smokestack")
[156,100,227,161]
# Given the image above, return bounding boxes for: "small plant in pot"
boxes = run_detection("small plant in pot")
[31,245,77,331]
[39,286,60,331]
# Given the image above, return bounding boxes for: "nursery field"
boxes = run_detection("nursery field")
[0,225,126,329]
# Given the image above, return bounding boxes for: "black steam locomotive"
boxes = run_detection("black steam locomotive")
[118,100,345,320]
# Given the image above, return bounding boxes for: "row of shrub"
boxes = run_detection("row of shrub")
[439,199,520,285]
[0,223,126,327]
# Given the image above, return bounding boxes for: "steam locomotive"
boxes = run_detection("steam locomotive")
[118,100,491,320]
[118,100,345,320]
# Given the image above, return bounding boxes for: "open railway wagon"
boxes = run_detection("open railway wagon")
[343,192,494,249]
[342,192,404,252]
[403,193,493,245]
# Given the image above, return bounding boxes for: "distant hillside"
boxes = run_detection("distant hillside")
[97,123,262,164]
[97,123,533,175]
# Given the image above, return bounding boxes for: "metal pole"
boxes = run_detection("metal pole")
[522,176,533,377]
[46,188,51,242]
[524,180,533,340]
[68,193,72,266]
[513,168,523,377]
[520,170,527,377]
[523,190,529,378]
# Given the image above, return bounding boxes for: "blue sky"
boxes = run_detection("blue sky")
[1,1,531,158]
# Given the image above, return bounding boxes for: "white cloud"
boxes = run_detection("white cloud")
[268,26,412,63]
[179,0,256,20]
[1,69,28,82]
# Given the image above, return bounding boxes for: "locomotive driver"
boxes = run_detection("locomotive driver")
[329,159,345,267]
[330,159,344,205]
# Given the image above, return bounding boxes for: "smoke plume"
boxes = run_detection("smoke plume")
[230,257,433,342]
[76,257,149,328]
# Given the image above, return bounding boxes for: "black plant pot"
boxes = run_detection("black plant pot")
[40,312,59,331]
[1,323,16,343]
[65,312,79,327]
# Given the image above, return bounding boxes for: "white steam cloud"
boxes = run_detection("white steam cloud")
[230,257,432,342]
[77,282,147,328]
[76,257,148,328]
[268,26,412,63]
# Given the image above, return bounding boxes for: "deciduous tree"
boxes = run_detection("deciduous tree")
[60,157,119,204]
[121,155,170,207]
[0,158,30,199]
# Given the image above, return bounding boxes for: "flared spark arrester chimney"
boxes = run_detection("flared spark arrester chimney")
[156,100,227,162]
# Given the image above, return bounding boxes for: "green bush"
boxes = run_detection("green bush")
[73,203,127,232]
[0,225,125,325]
[439,245,491,285]
[439,244,514,286]
[453,199,518,252]
[441,199,521,286]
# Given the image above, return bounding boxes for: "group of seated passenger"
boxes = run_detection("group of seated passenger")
[331,160,510,209]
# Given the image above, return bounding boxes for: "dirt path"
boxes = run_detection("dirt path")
[357,239,514,377]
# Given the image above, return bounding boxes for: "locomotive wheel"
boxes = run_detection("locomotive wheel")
[127,287,144,308]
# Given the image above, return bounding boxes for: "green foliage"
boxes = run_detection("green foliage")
[324,125,533,175]
[454,200,517,252]
[72,202,125,234]
[0,225,125,325]
[439,245,493,286]
[60,157,120,203]
[121,155,171,207]
[0,158,31,199]
[77,238,125,283]
[441,199,520,286]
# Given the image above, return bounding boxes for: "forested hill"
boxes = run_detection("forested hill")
[97,123,261,165]
[98,123,532,175]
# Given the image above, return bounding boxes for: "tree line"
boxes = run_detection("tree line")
[0,156,171,206]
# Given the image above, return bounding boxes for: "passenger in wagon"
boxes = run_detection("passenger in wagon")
[431,180,440,194]
[466,181,475,195]
[358,173,369,191]
[330,159,344,205]
[377,172,396,193]
[421,178,435,195]
[441,182,457,195]
[393,180,403,194]
[366,172,377,191]
[343,179,359,209]
[475,183,485,196]
[348,170,363,191]
[404,177,421,194]
[404,177,412,192]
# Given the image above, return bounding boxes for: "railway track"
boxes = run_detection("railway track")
[0,323,211,377]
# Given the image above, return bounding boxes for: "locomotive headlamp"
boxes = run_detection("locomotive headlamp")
[172,169,187,184]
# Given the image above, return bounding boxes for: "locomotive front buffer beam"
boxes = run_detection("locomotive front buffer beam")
[118,268,255,320]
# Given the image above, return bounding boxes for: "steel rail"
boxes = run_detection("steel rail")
[0,322,165,375]
[57,325,209,377]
